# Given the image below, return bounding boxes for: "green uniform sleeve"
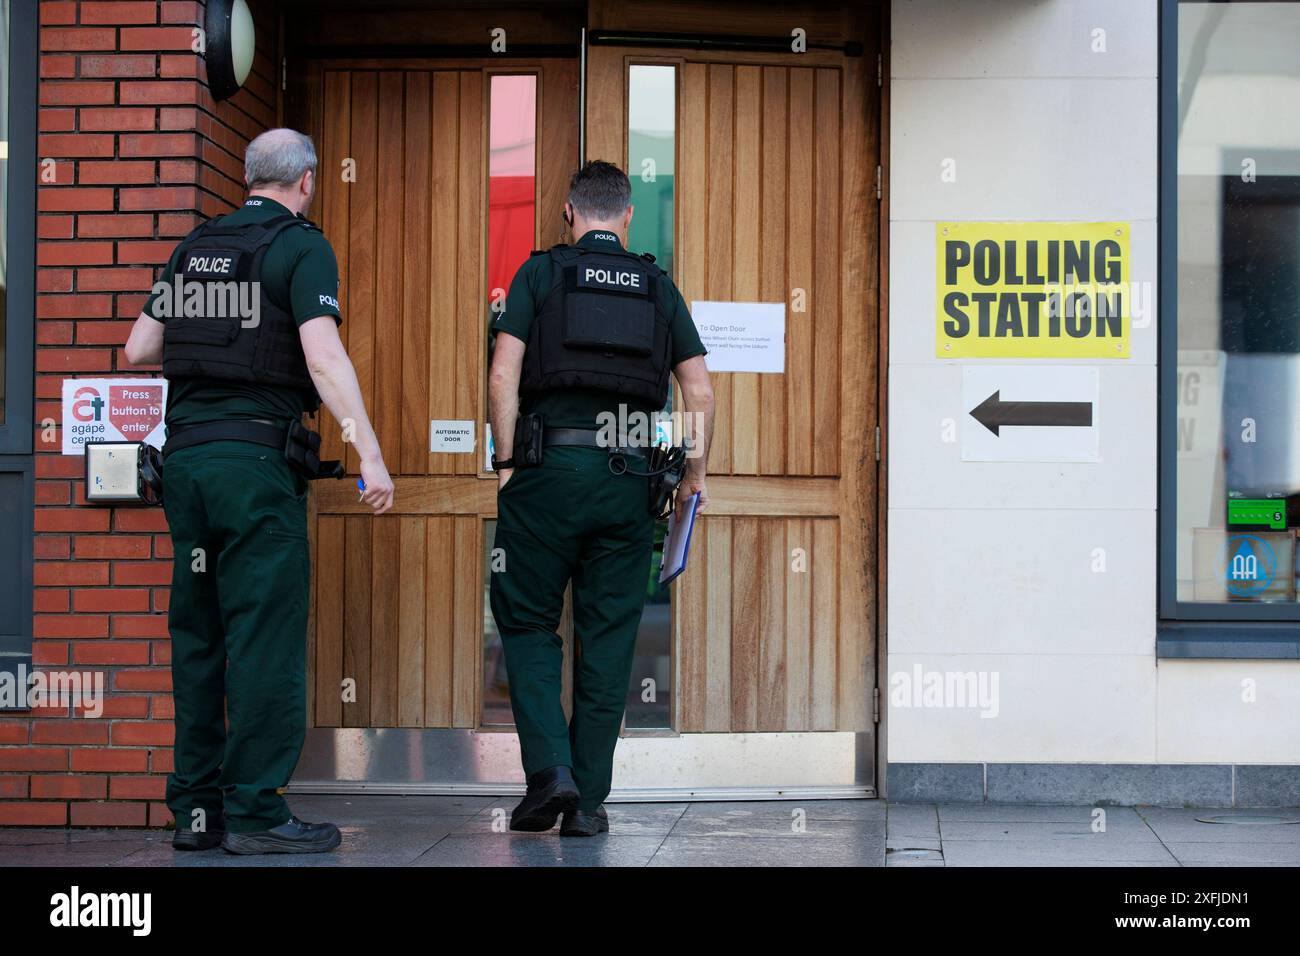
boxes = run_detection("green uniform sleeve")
[491,256,541,343]
[665,280,707,365]
[285,229,343,327]
[142,245,183,321]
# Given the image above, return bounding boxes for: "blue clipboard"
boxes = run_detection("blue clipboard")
[658,492,701,585]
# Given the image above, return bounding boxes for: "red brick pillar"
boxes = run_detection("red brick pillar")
[1,0,280,827]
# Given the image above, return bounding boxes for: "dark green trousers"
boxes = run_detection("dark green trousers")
[162,439,310,833]
[490,447,654,810]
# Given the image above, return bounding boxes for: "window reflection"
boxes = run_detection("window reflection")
[483,75,537,725]
[625,65,677,729]
[481,520,513,725]
[0,0,10,419]
[628,65,675,279]
[1176,2,1300,604]
[487,74,537,329]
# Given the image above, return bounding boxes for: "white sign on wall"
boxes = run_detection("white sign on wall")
[430,419,475,453]
[962,365,1099,463]
[61,378,168,456]
[690,301,785,373]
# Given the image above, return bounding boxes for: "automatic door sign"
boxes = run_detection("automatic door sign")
[936,222,1131,359]
[1219,535,1279,599]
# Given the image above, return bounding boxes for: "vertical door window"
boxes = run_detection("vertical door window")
[487,74,537,335]
[625,64,677,729]
[483,74,538,725]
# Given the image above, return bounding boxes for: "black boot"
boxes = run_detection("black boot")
[560,805,609,837]
[172,812,226,851]
[510,765,580,832]
[221,815,342,855]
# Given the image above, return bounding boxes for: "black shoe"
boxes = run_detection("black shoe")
[510,766,580,832]
[221,815,343,855]
[561,805,609,837]
[172,813,226,851]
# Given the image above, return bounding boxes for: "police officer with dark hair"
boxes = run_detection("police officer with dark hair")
[125,127,394,854]
[488,160,715,836]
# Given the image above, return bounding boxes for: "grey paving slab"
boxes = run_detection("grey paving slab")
[412,834,664,867]
[1134,808,1300,845]
[1234,765,1300,807]
[987,763,1232,808]
[938,819,1161,843]
[937,804,1147,824]
[452,802,688,837]
[887,763,984,803]
[111,819,466,867]
[940,838,1179,867]
[0,828,155,847]
[671,800,884,838]
[886,834,942,852]
[1164,841,1300,865]
[0,841,154,867]
[886,803,939,835]
[1175,861,1300,867]
[987,860,1182,868]
[649,835,884,867]
[886,858,946,867]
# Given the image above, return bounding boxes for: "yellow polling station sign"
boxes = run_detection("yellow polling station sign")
[936,222,1130,359]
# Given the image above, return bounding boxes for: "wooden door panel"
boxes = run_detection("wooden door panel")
[588,5,877,739]
[675,516,843,733]
[311,513,485,729]
[306,61,578,730]
[672,62,843,479]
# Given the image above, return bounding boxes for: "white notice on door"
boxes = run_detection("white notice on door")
[430,420,476,453]
[690,301,785,374]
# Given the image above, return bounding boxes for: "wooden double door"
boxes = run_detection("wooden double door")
[299,1,880,790]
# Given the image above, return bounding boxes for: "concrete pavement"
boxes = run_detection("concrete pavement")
[1,796,1297,866]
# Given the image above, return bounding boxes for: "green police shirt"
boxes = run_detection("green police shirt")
[489,229,707,430]
[143,196,343,430]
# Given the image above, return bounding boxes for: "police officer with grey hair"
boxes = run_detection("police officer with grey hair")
[125,127,394,853]
[489,161,714,835]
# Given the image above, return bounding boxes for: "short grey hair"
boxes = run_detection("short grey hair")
[245,128,318,188]
[568,161,631,221]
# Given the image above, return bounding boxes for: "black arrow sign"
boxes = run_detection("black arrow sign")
[969,390,1093,436]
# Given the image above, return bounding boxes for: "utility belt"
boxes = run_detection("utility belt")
[162,419,346,481]
[507,413,688,519]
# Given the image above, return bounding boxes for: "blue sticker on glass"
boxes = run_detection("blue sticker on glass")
[1218,534,1278,597]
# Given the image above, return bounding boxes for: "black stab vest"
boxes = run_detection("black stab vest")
[520,244,673,408]
[160,213,321,411]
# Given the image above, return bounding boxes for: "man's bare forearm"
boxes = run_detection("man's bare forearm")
[488,371,519,461]
[680,385,714,478]
[307,351,384,463]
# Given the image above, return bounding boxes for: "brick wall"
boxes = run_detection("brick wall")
[1,0,280,827]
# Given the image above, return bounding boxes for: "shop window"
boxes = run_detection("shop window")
[0,0,36,707]
[0,2,8,421]
[1162,1,1300,646]
[0,0,37,449]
